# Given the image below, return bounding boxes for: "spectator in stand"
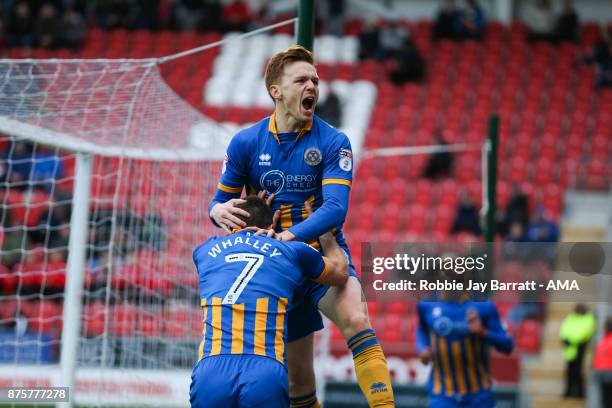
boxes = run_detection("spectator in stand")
[95,0,133,29]
[593,27,612,89]
[524,206,558,264]
[524,0,556,43]
[560,304,596,399]
[198,0,223,32]
[62,8,86,49]
[358,18,381,60]
[379,20,407,59]
[221,0,251,33]
[325,0,345,36]
[455,0,485,40]
[556,0,579,43]
[525,207,559,243]
[507,222,526,243]
[433,0,459,40]
[579,26,612,89]
[501,221,527,261]
[593,318,612,408]
[171,0,205,31]
[132,0,160,30]
[5,1,35,48]
[317,89,342,128]
[505,184,529,227]
[423,130,453,180]
[390,37,425,85]
[1,217,32,269]
[30,147,64,193]
[31,190,71,247]
[451,190,482,236]
[4,141,32,191]
[140,210,167,250]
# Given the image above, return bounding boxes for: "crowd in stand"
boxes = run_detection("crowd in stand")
[2,1,86,49]
[0,139,167,299]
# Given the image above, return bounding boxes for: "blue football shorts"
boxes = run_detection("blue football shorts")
[286,245,357,342]
[190,354,289,408]
[429,390,496,408]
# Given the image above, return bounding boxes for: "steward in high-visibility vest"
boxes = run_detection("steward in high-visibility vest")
[560,303,596,399]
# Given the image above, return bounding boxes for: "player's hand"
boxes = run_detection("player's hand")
[245,226,276,238]
[257,190,275,208]
[467,309,487,337]
[419,347,432,365]
[277,230,296,241]
[257,190,280,232]
[210,199,249,233]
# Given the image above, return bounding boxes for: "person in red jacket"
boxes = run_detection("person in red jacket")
[593,318,612,407]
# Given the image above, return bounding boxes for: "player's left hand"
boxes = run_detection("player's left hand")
[277,230,295,241]
[257,190,275,208]
[245,226,276,238]
[467,309,487,337]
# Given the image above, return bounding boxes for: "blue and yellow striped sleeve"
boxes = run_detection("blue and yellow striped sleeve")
[290,242,328,281]
[288,133,353,241]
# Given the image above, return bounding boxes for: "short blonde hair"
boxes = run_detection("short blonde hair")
[264,45,315,99]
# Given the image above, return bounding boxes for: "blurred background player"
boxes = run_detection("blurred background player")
[191,196,348,408]
[416,270,514,408]
[208,45,394,407]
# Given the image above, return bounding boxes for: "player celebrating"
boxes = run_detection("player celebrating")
[209,45,394,407]
[191,196,348,408]
[416,281,514,407]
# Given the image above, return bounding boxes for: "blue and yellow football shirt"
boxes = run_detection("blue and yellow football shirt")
[193,230,331,366]
[209,113,353,247]
[416,301,514,399]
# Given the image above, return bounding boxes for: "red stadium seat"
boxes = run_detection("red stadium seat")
[22,300,63,336]
[517,319,542,353]
[82,302,107,337]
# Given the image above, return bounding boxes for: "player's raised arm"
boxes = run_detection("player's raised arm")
[209,132,251,231]
[280,133,353,242]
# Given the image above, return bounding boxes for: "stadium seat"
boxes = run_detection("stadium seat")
[517,319,542,353]
[22,300,63,336]
[110,305,139,337]
[82,302,107,337]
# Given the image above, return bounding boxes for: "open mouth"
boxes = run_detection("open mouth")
[302,96,315,111]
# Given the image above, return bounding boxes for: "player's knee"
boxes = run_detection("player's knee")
[342,311,371,337]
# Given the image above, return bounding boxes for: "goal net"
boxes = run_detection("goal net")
[0,57,229,405]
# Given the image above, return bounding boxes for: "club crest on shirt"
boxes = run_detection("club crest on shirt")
[304,147,322,166]
[339,148,352,171]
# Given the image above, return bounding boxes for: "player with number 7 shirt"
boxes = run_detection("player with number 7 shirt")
[190,196,348,407]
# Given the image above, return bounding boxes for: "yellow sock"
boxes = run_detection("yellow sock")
[348,329,395,407]
[290,391,321,408]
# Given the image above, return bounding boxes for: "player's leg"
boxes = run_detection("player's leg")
[238,355,290,408]
[190,356,239,408]
[317,276,395,407]
[286,334,316,394]
[286,294,323,408]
